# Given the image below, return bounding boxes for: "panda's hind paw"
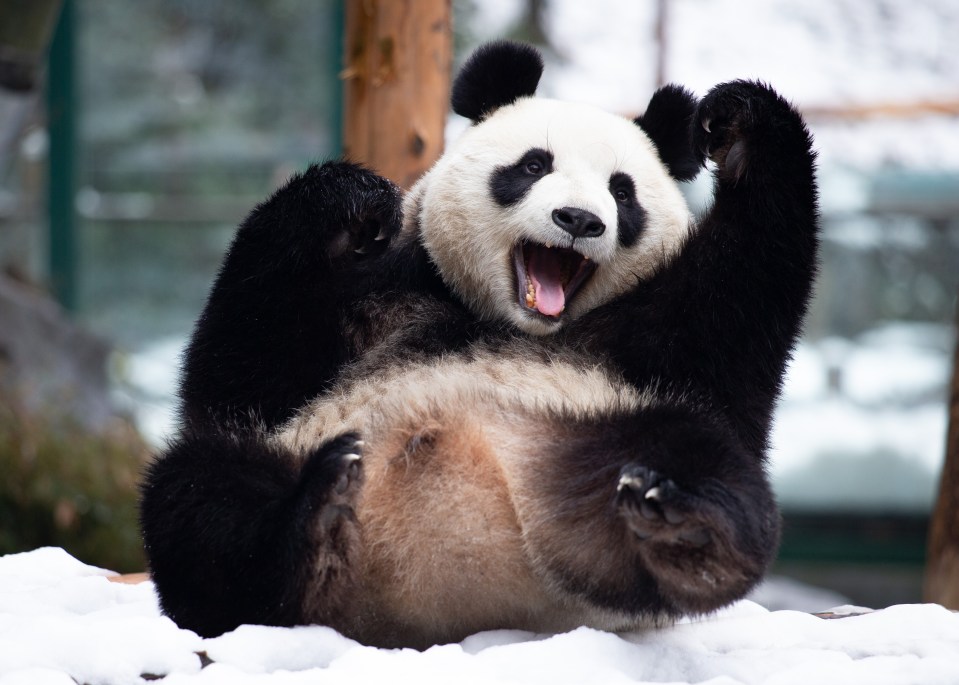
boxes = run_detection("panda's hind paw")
[297,433,365,518]
[616,464,711,547]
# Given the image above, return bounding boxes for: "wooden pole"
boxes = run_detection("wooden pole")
[342,0,452,190]
[925,294,959,608]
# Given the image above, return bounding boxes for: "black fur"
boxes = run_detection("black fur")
[608,172,647,247]
[176,161,459,432]
[451,40,544,122]
[141,49,818,646]
[635,84,705,181]
[141,427,364,637]
[490,147,554,207]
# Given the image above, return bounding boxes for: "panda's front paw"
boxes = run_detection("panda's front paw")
[300,162,403,260]
[616,464,711,548]
[692,81,800,184]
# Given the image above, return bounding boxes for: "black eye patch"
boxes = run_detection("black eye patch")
[609,172,647,248]
[490,148,554,207]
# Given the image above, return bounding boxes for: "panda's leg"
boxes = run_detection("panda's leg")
[179,161,403,431]
[140,428,364,637]
[508,403,779,619]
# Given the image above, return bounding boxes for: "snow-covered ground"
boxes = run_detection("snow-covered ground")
[2,547,958,685]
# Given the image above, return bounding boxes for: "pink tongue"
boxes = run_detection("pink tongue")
[528,247,565,316]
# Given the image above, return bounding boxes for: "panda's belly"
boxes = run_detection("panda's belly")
[275,351,645,646]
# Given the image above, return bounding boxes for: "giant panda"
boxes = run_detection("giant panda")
[140,41,819,649]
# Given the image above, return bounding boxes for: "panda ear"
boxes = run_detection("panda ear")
[634,84,705,182]
[451,41,544,123]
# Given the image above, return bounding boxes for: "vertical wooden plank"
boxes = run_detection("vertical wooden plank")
[925,297,959,608]
[342,0,452,189]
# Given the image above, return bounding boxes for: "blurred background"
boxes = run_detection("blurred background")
[1,0,957,609]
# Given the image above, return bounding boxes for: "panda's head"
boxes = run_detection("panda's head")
[407,41,704,336]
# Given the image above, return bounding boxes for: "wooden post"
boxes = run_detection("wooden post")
[925,295,959,608]
[342,0,452,190]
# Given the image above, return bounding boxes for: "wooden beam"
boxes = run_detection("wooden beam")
[803,98,959,122]
[342,0,452,190]
[925,295,959,608]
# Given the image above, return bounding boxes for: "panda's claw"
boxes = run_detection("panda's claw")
[617,464,700,541]
[299,432,365,505]
[701,116,712,133]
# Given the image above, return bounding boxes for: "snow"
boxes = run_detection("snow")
[1,548,958,685]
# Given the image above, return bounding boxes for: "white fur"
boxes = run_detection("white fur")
[406,96,693,335]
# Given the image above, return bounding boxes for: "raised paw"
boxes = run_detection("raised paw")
[299,162,403,260]
[691,80,798,182]
[334,166,402,259]
[616,464,711,548]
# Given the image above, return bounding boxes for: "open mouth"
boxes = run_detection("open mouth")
[513,241,596,318]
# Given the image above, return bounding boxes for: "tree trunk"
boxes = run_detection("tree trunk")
[342,0,452,190]
[925,296,959,608]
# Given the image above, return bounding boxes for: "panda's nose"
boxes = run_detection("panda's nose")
[552,207,605,238]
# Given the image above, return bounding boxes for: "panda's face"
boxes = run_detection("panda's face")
[412,97,692,336]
